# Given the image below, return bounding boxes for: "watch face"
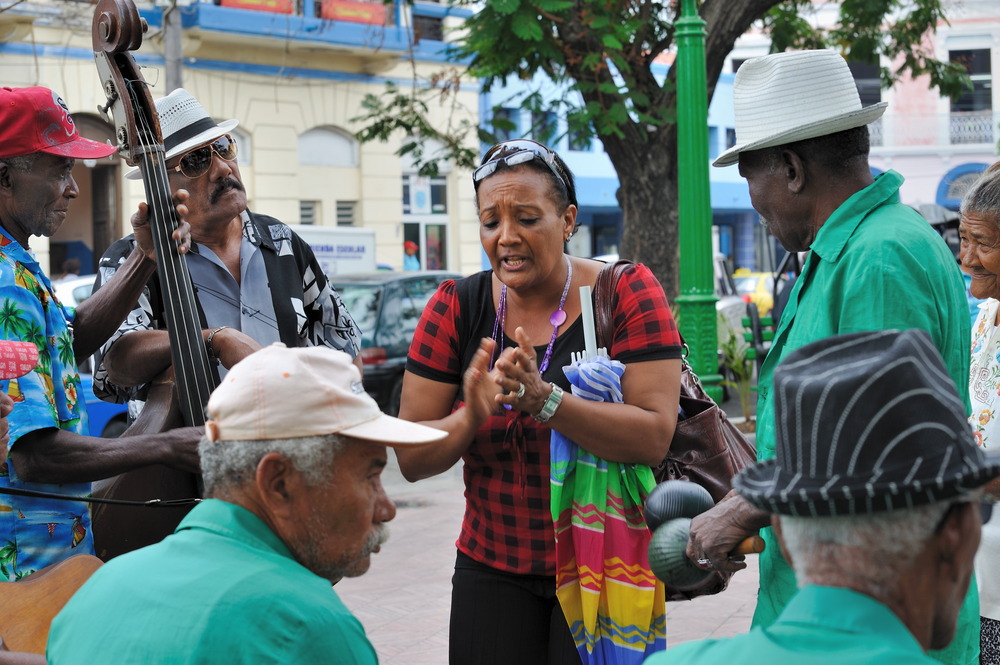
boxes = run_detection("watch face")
[533,383,563,423]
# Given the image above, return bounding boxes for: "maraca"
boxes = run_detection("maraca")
[646,481,764,590]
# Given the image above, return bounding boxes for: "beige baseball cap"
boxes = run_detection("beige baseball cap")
[205,343,446,446]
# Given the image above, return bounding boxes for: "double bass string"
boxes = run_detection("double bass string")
[127,77,216,426]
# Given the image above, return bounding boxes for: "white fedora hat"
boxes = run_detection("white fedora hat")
[125,88,238,180]
[713,49,887,167]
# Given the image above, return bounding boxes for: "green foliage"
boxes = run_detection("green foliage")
[351,82,479,176]
[452,0,676,145]
[354,0,970,293]
[358,1,967,181]
[767,0,971,101]
[718,315,754,422]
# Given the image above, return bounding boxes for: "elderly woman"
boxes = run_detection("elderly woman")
[959,160,1000,664]
[396,139,681,664]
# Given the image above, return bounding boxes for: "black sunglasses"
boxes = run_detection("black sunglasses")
[172,134,238,179]
[472,139,569,195]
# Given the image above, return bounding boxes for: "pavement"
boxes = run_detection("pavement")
[336,394,761,664]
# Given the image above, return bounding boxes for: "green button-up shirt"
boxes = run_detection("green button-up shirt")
[752,171,976,665]
[645,585,940,664]
[48,499,378,665]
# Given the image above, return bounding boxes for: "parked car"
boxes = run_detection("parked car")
[53,274,101,313]
[53,273,130,437]
[733,269,785,318]
[332,270,463,415]
[591,253,746,355]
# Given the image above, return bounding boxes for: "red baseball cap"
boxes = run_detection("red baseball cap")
[0,341,38,380]
[0,87,116,160]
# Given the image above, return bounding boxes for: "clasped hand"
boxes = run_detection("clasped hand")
[462,327,548,424]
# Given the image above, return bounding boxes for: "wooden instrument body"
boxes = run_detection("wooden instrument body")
[0,555,103,654]
[91,373,199,560]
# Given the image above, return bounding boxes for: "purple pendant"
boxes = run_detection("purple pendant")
[550,309,567,327]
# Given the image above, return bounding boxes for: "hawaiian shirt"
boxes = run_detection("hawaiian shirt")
[0,229,92,580]
[969,298,1000,448]
[92,210,361,419]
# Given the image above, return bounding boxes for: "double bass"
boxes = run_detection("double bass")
[89,0,218,560]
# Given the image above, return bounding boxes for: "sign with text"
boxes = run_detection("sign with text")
[320,0,386,24]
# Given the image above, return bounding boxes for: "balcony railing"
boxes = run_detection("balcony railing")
[950,111,996,145]
[862,110,998,149]
[868,117,883,147]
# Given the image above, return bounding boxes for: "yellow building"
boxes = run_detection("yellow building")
[0,0,482,276]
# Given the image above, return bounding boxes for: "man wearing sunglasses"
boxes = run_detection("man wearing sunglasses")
[91,88,363,422]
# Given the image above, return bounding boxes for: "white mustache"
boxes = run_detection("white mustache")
[361,524,390,557]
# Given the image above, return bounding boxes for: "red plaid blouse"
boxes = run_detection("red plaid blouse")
[406,263,681,575]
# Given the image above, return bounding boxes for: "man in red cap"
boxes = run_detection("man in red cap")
[0,86,201,580]
[403,240,420,271]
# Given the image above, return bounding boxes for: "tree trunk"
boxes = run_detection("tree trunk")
[599,0,782,302]
[604,126,680,301]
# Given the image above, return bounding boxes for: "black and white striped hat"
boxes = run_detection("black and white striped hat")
[734,329,1000,517]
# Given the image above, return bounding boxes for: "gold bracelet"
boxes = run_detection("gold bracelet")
[206,326,229,366]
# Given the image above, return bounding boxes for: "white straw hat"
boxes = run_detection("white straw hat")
[205,344,446,446]
[125,88,238,180]
[713,49,887,167]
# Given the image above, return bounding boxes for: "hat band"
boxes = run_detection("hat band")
[164,116,222,153]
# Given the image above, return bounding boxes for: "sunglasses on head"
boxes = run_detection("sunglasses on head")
[472,139,569,195]
[172,134,238,179]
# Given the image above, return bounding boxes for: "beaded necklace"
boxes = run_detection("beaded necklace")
[490,254,573,375]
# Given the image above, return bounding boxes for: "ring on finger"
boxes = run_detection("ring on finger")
[514,382,526,399]
[695,558,714,570]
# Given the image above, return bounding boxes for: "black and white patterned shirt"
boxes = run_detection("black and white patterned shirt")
[92,210,362,419]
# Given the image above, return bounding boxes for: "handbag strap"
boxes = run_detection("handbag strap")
[594,259,691,365]
[593,259,634,350]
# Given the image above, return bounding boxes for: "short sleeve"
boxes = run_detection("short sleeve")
[610,263,682,363]
[291,609,378,664]
[91,235,154,405]
[406,279,463,384]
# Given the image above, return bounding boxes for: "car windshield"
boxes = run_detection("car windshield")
[336,284,382,342]
[734,276,759,294]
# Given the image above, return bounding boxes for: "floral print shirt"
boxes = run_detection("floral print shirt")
[969,298,1000,622]
[969,298,1000,449]
[0,230,91,580]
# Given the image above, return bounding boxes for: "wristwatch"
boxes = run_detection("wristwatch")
[532,383,564,423]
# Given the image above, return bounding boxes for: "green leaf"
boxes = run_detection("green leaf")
[535,0,573,10]
[491,0,521,15]
[511,16,544,41]
[601,34,623,50]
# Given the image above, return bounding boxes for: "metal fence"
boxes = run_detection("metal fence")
[950,111,996,145]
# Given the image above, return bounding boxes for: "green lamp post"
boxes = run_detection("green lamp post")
[675,0,723,402]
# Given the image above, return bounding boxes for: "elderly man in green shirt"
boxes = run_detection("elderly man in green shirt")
[652,329,998,664]
[46,346,447,665]
[687,50,976,665]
